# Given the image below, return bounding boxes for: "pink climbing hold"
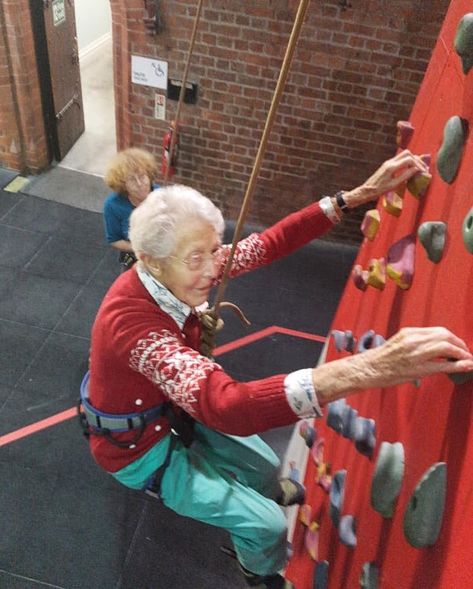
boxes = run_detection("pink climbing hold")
[387,235,416,289]
[352,264,368,291]
[396,120,415,148]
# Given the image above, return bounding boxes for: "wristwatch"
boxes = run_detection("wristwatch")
[335,190,349,211]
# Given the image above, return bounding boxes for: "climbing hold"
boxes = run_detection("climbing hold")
[448,371,473,385]
[327,399,348,434]
[407,168,432,199]
[462,208,473,254]
[352,264,368,291]
[331,329,356,353]
[299,420,316,448]
[313,560,329,589]
[360,562,380,589]
[418,221,447,263]
[327,398,360,439]
[396,120,414,149]
[403,462,447,548]
[357,330,385,353]
[371,441,405,518]
[361,209,381,240]
[436,116,468,184]
[366,258,386,290]
[299,503,312,526]
[339,514,357,548]
[382,191,403,217]
[354,417,376,458]
[311,437,325,467]
[304,521,320,560]
[316,462,332,493]
[329,469,346,528]
[387,235,416,289]
[454,13,473,74]
[288,460,301,483]
[342,406,359,440]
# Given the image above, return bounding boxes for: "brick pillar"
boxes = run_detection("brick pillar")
[0,0,49,173]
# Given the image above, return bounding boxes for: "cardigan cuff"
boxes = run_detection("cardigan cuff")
[284,369,323,418]
[319,196,342,224]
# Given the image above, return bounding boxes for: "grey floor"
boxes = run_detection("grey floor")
[0,42,358,589]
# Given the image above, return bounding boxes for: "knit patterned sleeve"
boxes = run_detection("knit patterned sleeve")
[129,328,223,416]
[214,201,334,281]
[128,327,299,434]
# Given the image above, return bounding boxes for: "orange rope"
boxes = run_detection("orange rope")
[213,0,311,314]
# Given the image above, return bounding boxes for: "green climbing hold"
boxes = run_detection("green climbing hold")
[454,13,473,75]
[463,208,473,254]
[436,116,468,184]
[371,442,405,518]
[418,221,447,263]
[360,562,379,589]
[403,462,447,548]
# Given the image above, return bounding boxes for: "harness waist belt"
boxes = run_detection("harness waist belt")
[80,371,168,433]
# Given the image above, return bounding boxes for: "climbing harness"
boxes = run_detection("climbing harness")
[78,370,195,497]
[78,371,169,448]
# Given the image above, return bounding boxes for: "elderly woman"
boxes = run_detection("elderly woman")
[103,147,159,270]
[84,150,473,589]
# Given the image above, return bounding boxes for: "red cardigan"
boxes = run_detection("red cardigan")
[89,201,334,472]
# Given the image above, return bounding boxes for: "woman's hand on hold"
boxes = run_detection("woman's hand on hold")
[311,326,473,405]
[342,150,429,209]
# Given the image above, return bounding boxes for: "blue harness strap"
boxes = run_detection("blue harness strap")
[78,371,169,434]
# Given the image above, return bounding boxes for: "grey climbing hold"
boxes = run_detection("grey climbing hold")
[360,562,380,589]
[357,330,385,353]
[418,222,447,263]
[313,560,329,589]
[339,514,357,548]
[454,13,473,75]
[403,462,447,548]
[436,116,468,184]
[371,442,405,518]
[327,399,358,439]
[462,207,473,254]
[329,469,346,529]
[331,329,356,353]
[327,399,348,434]
[354,417,376,458]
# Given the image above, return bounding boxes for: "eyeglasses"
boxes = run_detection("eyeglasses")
[169,248,222,271]
[126,173,149,188]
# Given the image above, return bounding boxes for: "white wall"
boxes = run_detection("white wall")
[74,0,111,55]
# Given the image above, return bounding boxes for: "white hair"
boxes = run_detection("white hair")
[129,184,225,259]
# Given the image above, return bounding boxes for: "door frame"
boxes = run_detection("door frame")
[28,0,63,163]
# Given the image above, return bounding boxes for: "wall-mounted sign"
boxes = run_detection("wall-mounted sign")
[154,94,166,120]
[52,0,66,27]
[131,56,168,90]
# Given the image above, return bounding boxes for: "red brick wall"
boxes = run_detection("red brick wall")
[112,0,450,242]
[0,0,49,173]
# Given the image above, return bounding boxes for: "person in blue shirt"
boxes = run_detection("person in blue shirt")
[103,148,159,270]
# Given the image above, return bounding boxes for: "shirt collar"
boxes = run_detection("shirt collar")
[137,266,191,330]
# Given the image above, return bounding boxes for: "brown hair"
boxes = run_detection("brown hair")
[104,148,158,194]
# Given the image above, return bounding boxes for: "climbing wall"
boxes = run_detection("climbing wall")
[284,1,473,587]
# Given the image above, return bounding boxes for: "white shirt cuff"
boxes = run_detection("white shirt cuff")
[284,368,323,418]
[319,196,342,224]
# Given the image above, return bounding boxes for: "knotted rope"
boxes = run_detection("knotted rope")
[199,0,311,357]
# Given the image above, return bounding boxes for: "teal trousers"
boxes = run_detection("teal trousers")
[113,423,288,576]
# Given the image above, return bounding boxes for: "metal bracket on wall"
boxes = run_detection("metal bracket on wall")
[55,91,81,121]
[143,0,163,35]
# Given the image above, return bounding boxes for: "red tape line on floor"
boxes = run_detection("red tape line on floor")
[0,327,326,447]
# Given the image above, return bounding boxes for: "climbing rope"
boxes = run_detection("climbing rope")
[199,0,311,357]
[164,0,205,184]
